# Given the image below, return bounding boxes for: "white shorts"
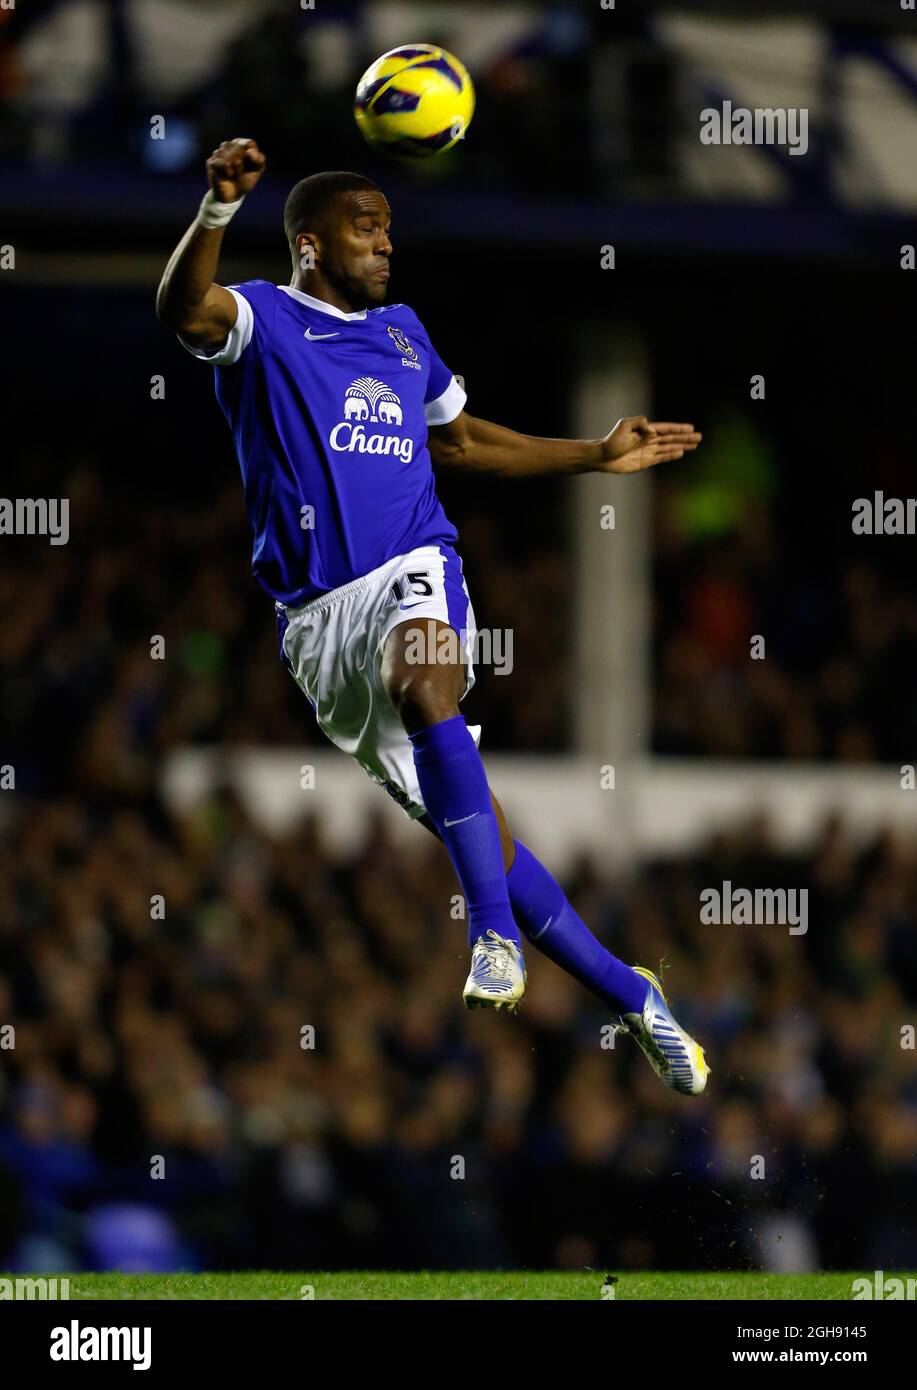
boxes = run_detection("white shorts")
[278,544,480,818]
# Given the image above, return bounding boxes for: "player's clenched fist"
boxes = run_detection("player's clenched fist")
[206,139,267,203]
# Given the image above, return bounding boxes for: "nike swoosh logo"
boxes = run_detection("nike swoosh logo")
[443,813,480,828]
[304,327,339,340]
[398,602,425,611]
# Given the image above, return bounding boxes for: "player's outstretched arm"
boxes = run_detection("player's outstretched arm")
[155,138,267,349]
[428,411,701,477]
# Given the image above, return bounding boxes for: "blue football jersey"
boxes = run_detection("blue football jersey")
[181,281,466,606]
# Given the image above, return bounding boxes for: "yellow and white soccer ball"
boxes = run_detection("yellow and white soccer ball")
[354,44,474,159]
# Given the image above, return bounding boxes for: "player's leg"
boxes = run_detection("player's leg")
[381,616,525,1011]
[492,796,709,1094]
[421,791,645,1013]
[492,798,647,1009]
[418,793,709,1094]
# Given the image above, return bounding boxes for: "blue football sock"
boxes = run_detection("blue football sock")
[506,840,646,1014]
[410,716,521,948]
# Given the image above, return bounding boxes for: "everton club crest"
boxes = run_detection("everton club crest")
[387,324,420,368]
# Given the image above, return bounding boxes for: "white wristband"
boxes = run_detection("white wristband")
[197,189,244,229]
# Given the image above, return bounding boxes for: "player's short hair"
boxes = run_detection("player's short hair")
[283,172,382,246]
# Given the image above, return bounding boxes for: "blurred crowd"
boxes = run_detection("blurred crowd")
[654,527,917,762]
[1,793,915,1273]
[651,412,917,763]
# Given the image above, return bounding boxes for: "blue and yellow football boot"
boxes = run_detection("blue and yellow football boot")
[619,966,710,1096]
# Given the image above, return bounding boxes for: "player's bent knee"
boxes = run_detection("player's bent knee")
[387,667,460,732]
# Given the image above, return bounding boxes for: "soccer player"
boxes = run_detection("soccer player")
[156,138,709,1095]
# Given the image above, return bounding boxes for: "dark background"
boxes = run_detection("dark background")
[1,0,915,1275]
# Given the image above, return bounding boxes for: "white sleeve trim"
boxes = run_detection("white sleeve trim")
[424,374,466,426]
[178,288,254,366]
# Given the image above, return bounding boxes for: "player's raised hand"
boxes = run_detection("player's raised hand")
[599,416,702,474]
[206,138,267,203]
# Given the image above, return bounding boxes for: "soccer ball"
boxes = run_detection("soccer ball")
[354,44,475,160]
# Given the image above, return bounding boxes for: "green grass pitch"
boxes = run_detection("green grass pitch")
[27,1271,877,1300]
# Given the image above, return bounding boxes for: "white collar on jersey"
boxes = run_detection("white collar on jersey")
[278,284,368,321]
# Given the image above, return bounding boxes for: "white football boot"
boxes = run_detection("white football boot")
[618,966,710,1096]
[463,930,526,1013]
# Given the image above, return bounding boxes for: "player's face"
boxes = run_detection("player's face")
[320,190,393,309]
